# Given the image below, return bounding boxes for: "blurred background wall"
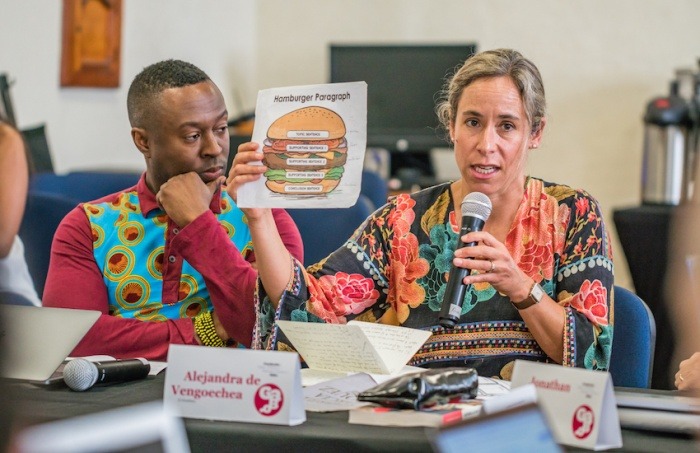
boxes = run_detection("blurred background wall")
[2,0,700,291]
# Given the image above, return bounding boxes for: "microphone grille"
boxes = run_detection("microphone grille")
[461,192,492,220]
[63,358,98,391]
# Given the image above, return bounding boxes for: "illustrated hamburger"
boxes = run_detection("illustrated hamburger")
[262,106,347,194]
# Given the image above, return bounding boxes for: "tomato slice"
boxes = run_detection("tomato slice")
[268,138,344,151]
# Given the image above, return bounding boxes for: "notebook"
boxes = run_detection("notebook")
[615,387,700,434]
[0,305,100,382]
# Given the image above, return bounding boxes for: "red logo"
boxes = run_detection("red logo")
[571,404,595,439]
[254,383,284,416]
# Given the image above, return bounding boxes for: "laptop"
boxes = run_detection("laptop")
[615,387,700,434]
[0,305,100,383]
[15,401,190,453]
[430,403,562,453]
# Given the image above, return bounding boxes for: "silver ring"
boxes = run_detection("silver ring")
[488,260,495,273]
[680,373,685,382]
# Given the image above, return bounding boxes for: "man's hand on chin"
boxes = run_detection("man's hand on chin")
[157,172,225,227]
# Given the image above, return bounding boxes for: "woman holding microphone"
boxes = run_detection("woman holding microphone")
[228,48,613,379]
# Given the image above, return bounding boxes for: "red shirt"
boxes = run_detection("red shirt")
[43,175,303,360]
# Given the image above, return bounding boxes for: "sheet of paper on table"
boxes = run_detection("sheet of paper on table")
[300,365,425,387]
[276,320,432,375]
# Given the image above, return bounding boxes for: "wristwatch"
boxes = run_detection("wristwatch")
[511,281,545,310]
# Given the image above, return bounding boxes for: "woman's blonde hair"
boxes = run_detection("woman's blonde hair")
[436,48,546,137]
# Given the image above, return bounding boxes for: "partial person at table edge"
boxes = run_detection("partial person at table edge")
[667,203,700,392]
[674,352,700,391]
[42,59,303,361]
[0,118,41,307]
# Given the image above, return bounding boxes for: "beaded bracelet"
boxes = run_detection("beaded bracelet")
[194,311,226,347]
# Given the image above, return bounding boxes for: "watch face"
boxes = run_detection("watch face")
[531,283,545,302]
[512,283,544,310]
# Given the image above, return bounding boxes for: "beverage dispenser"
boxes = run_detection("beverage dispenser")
[641,83,692,205]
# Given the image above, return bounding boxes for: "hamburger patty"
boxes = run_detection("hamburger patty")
[263,151,348,170]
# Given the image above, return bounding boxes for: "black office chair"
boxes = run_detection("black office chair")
[288,194,375,266]
[18,191,78,298]
[226,134,252,175]
[609,285,656,388]
[20,124,54,173]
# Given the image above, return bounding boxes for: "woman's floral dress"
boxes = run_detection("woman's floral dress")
[255,177,614,379]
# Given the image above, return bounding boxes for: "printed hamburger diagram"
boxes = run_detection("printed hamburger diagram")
[262,106,347,195]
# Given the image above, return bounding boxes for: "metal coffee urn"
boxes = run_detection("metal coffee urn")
[641,84,693,205]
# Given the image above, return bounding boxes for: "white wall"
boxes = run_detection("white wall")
[1,0,258,172]
[3,0,700,290]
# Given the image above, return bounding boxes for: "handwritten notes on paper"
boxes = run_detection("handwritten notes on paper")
[303,372,378,412]
[276,320,432,375]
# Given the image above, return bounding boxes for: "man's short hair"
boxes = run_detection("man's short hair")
[127,59,210,128]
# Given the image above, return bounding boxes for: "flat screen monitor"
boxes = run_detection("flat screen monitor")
[329,44,477,155]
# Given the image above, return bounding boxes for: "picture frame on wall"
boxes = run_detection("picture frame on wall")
[60,0,122,88]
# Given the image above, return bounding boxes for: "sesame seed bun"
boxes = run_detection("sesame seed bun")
[267,106,346,140]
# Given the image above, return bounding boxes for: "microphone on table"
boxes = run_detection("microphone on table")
[439,192,493,329]
[63,358,150,391]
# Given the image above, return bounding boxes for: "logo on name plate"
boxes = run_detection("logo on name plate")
[572,404,595,439]
[254,383,284,416]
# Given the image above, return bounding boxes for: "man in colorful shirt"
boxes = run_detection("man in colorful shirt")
[43,59,302,361]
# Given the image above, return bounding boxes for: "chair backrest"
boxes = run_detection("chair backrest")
[361,170,388,210]
[20,124,54,174]
[18,191,78,298]
[609,285,656,388]
[287,194,375,266]
[226,134,252,175]
[29,171,141,203]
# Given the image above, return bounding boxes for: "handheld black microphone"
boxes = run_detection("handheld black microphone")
[63,358,150,391]
[439,192,492,328]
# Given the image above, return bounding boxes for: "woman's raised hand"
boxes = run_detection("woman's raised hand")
[226,141,268,220]
[452,230,533,303]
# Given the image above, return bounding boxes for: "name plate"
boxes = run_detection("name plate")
[164,345,305,426]
[511,360,621,450]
